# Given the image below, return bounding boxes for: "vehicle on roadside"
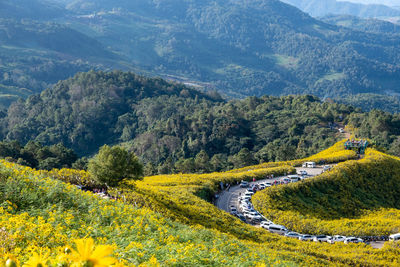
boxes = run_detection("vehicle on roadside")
[344,237,363,244]
[267,224,288,235]
[244,191,254,197]
[327,235,346,244]
[298,234,314,241]
[245,211,262,222]
[260,220,274,229]
[230,206,237,212]
[281,178,291,184]
[298,170,308,176]
[313,235,331,242]
[285,232,301,239]
[265,182,272,187]
[323,165,332,172]
[240,181,249,188]
[338,128,344,133]
[259,183,266,190]
[302,162,316,168]
[288,175,301,183]
[389,233,400,241]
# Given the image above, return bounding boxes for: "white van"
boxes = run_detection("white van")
[287,175,301,182]
[267,224,288,235]
[302,162,316,168]
[389,233,400,241]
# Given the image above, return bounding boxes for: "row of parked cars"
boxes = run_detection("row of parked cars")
[234,180,366,245]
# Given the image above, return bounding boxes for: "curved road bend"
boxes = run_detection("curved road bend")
[217,167,323,213]
[215,166,385,249]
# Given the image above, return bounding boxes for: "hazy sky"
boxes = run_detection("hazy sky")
[339,0,400,6]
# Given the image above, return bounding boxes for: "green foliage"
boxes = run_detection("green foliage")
[3,0,400,104]
[0,140,77,170]
[88,145,143,187]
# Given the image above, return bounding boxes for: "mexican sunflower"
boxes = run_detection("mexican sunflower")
[70,238,117,267]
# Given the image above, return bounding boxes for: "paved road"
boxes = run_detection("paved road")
[216,166,323,213]
[215,165,385,248]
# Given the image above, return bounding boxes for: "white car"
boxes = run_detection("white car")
[245,211,262,221]
[264,182,272,187]
[344,237,363,244]
[298,170,308,176]
[285,232,301,239]
[230,206,237,213]
[240,181,249,188]
[260,220,273,229]
[267,224,288,235]
[298,234,314,241]
[327,235,346,244]
[313,235,331,242]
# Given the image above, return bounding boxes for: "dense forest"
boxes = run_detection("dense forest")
[0,140,78,170]
[1,0,400,112]
[1,71,399,174]
[281,0,400,18]
[321,15,400,35]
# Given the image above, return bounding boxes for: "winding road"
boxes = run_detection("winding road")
[216,166,323,213]
[215,165,385,248]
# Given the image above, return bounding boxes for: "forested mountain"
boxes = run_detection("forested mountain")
[321,14,400,34]
[1,71,399,174]
[281,0,400,18]
[2,0,400,108]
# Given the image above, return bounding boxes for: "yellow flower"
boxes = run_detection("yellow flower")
[23,251,49,267]
[70,238,117,267]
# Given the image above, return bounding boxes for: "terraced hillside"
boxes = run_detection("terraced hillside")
[0,140,399,265]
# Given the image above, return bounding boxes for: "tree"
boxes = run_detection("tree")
[88,145,143,187]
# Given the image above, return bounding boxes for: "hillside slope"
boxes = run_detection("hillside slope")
[2,142,400,265]
[2,0,400,102]
[281,0,400,18]
[2,71,400,174]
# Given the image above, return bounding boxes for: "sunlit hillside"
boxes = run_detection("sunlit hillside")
[1,140,400,265]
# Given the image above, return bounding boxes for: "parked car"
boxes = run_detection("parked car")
[245,211,262,222]
[389,233,400,242]
[327,235,346,244]
[302,162,316,168]
[298,234,314,241]
[267,224,288,235]
[244,191,254,197]
[285,232,301,239]
[323,165,332,172]
[338,128,345,133]
[344,237,363,244]
[240,181,249,188]
[230,205,237,212]
[281,178,291,184]
[258,183,266,190]
[313,235,331,242]
[260,220,274,229]
[288,175,301,183]
[265,182,272,187]
[298,170,308,176]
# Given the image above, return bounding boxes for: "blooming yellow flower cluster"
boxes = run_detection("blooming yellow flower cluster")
[1,140,400,266]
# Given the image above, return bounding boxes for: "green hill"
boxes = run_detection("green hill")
[281,0,400,18]
[2,0,400,105]
[1,71,400,174]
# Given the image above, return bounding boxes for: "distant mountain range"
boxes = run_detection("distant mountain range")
[281,0,400,18]
[1,0,400,109]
